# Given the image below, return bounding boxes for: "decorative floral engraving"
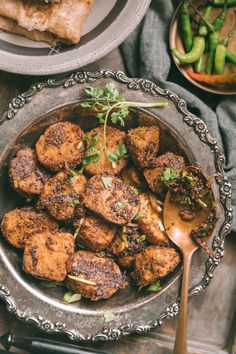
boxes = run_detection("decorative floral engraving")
[0,70,232,341]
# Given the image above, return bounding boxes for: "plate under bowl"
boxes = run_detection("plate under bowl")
[0,70,232,341]
[0,0,150,75]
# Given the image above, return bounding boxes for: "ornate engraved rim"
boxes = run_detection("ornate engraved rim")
[0,70,233,342]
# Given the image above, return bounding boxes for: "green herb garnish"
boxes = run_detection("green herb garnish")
[113,202,127,210]
[147,281,162,292]
[107,143,129,168]
[64,290,81,304]
[82,83,168,155]
[104,310,117,323]
[138,235,146,243]
[101,176,113,189]
[161,168,180,187]
[13,180,19,189]
[69,200,80,208]
[134,211,143,221]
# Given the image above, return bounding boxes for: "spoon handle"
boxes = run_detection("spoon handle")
[173,252,193,354]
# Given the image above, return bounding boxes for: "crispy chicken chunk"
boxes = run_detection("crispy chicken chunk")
[23,231,74,282]
[39,170,86,221]
[144,152,185,195]
[66,251,126,301]
[82,173,140,225]
[9,148,50,197]
[36,122,85,172]
[74,215,117,251]
[84,125,127,175]
[1,207,58,249]
[121,166,144,189]
[127,126,160,169]
[133,246,180,287]
[110,226,147,269]
[137,193,169,246]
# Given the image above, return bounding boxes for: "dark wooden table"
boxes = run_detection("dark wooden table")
[0,49,235,354]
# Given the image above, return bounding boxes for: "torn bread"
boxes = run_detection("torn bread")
[0,0,93,44]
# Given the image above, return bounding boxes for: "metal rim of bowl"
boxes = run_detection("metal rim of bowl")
[169,2,236,96]
[0,0,151,76]
[0,70,233,342]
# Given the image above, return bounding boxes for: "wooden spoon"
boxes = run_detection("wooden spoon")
[163,191,210,354]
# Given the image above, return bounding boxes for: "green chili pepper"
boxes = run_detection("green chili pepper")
[180,1,193,52]
[214,11,236,74]
[212,0,228,30]
[214,44,227,73]
[226,50,236,65]
[194,55,205,73]
[194,6,213,73]
[172,36,205,64]
[212,0,236,6]
[198,6,213,36]
[206,31,219,73]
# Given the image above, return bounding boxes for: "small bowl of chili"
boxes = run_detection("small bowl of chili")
[169,0,236,95]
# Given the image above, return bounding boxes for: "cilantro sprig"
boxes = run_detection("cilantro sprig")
[161,168,180,187]
[107,144,129,168]
[81,83,168,159]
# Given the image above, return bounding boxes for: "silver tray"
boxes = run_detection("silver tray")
[0,0,150,75]
[0,70,232,342]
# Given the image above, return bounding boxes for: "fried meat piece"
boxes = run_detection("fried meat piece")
[84,126,127,175]
[144,152,185,195]
[110,226,147,269]
[23,231,74,282]
[39,171,86,221]
[66,251,126,301]
[36,122,85,172]
[121,166,144,189]
[137,193,168,246]
[127,126,160,169]
[133,246,180,287]
[9,148,50,197]
[82,174,140,225]
[74,215,116,251]
[1,207,58,249]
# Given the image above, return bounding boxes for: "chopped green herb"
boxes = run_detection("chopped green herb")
[82,153,100,167]
[77,141,84,149]
[73,219,84,240]
[67,275,97,286]
[107,144,129,169]
[13,180,19,189]
[134,211,143,221]
[69,200,80,208]
[104,310,118,323]
[113,202,127,210]
[147,281,162,292]
[139,235,146,243]
[101,176,113,189]
[82,83,168,154]
[64,290,81,304]
[161,168,180,188]
[121,234,129,248]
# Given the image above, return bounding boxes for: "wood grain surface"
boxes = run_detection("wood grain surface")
[0,49,235,354]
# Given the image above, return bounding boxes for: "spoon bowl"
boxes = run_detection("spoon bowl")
[164,186,212,354]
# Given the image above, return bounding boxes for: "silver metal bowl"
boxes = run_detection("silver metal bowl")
[0,70,232,341]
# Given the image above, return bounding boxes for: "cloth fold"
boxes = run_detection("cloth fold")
[121,0,236,231]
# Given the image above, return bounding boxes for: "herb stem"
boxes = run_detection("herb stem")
[103,100,168,150]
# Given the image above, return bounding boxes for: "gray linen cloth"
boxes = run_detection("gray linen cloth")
[121,0,236,231]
